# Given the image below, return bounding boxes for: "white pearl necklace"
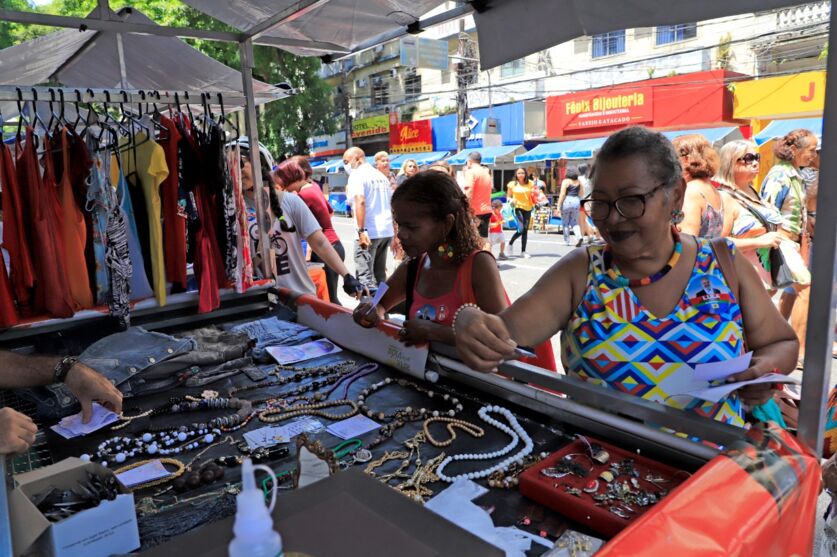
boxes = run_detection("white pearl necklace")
[435,405,533,483]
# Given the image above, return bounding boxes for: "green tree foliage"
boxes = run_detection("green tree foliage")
[0,0,335,157]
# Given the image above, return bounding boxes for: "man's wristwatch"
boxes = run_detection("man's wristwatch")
[53,356,79,384]
[357,228,367,236]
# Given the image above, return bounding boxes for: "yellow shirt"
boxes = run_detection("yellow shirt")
[119,133,169,306]
[507,180,535,211]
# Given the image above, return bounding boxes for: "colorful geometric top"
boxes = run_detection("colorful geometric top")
[561,238,746,427]
[760,161,806,238]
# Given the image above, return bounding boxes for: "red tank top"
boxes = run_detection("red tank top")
[409,254,467,326]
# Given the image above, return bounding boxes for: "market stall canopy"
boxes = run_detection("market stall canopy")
[390,151,449,170]
[754,117,823,145]
[514,137,608,164]
[448,145,526,166]
[181,0,449,57]
[473,0,812,69]
[0,7,285,115]
[662,126,742,144]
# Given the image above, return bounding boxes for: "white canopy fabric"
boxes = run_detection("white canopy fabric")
[0,7,284,111]
[182,0,448,56]
[473,0,812,69]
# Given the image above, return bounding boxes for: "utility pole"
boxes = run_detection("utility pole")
[455,21,478,151]
[341,61,353,147]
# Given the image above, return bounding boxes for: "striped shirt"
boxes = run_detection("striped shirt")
[759,161,806,238]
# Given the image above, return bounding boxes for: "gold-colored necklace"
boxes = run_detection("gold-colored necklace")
[113,458,186,491]
[257,399,358,424]
[422,417,485,448]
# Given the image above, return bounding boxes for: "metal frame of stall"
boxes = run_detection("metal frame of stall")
[0,0,834,553]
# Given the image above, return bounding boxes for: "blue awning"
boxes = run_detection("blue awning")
[753,118,822,146]
[391,151,450,170]
[662,126,740,144]
[447,145,525,166]
[514,136,608,164]
[323,158,345,174]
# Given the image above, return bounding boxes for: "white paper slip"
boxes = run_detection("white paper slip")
[683,373,800,403]
[243,418,324,450]
[693,352,753,382]
[116,460,171,488]
[326,414,381,440]
[266,338,343,365]
[51,403,119,439]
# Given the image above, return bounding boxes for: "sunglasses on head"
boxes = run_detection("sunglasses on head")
[738,153,760,164]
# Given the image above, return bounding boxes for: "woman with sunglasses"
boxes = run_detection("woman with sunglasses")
[453,126,797,427]
[714,141,783,287]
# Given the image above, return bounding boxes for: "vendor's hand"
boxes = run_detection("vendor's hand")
[758,231,784,249]
[342,273,368,299]
[353,302,382,328]
[358,231,371,250]
[0,407,37,455]
[727,358,778,406]
[64,362,123,424]
[398,319,436,346]
[453,307,517,372]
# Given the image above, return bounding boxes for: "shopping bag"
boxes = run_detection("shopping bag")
[771,240,810,288]
[501,201,517,230]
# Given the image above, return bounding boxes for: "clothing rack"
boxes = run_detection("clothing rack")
[0,84,275,335]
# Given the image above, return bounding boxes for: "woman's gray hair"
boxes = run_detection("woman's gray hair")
[714,140,758,188]
[590,126,682,190]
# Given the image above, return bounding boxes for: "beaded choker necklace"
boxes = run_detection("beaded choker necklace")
[604,228,682,288]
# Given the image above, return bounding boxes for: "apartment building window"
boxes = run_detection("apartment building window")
[591,31,626,58]
[405,68,422,100]
[656,23,697,45]
[371,73,389,107]
[500,58,525,78]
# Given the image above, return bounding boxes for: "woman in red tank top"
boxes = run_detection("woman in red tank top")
[352,171,506,345]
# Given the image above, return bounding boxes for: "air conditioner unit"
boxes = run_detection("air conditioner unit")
[355,78,368,88]
[390,68,398,78]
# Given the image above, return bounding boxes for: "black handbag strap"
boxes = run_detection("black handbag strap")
[721,186,777,232]
[404,256,420,320]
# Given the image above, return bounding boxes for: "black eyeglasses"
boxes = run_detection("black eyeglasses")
[737,153,760,164]
[581,183,667,221]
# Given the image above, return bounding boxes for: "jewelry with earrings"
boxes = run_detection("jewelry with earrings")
[670,209,685,225]
[437,242,454,260]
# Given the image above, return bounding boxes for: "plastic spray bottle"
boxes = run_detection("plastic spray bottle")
[228,458,283,557]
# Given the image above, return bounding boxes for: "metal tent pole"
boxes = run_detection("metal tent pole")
[239,38,274,279]
[798,6,837,455]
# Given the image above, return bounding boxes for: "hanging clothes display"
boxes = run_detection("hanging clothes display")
[158,115,187,289]
[0,141,34,313]
[55,128,93,309]
[119,131,168,306]
[111,156,154,302]
[16,128,75,317]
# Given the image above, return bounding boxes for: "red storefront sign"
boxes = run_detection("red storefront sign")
[547,70,743,137]
[389,119,433,154]
[560,86,653,131]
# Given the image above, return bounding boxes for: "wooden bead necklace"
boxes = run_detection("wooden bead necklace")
[257,399,358,423]
[422,417,485,448]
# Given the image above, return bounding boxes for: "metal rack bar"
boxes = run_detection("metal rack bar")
[0,85,253,105]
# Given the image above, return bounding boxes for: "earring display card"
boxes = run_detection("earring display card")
[518,437,688,538]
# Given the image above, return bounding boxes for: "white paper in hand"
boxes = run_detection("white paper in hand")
[51,403,119,439]
[693,352,753,382]
[685,373,800,403]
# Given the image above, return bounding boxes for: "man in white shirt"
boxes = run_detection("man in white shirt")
[343,147,394,290]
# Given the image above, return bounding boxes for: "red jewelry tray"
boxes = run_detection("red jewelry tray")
[518,436,688,538]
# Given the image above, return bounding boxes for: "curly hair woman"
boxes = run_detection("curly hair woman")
[352,171,507,346]
[672,134,725,238]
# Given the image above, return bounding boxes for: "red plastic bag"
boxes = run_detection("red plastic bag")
[598,423,820,556]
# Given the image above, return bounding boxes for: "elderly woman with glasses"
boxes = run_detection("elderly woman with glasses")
[713,141,783,287]
[454,126,798,427]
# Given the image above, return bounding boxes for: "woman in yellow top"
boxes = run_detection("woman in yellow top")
[506,168,535,258]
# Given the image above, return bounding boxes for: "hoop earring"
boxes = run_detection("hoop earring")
[436,242,455,261]
[671,209,684,225]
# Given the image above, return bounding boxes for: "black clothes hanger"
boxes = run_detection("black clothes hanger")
[217,93,240,141]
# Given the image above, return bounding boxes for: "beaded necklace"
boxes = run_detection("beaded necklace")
[603,228,682,287]
[114,396,253,433]
[257,399,358,423]
[229,361,357,403]
[435,405,534,483]
[84,426,222,467]
[357,377,463,448]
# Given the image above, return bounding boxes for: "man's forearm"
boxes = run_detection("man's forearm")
[0,351,61,389]
[354,196,366,230]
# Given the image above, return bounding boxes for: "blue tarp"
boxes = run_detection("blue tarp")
[447,145,525,166]
[661,126,739,144]
[514,136,609,164]
[753,118,822,145]
[390,151,449,170]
